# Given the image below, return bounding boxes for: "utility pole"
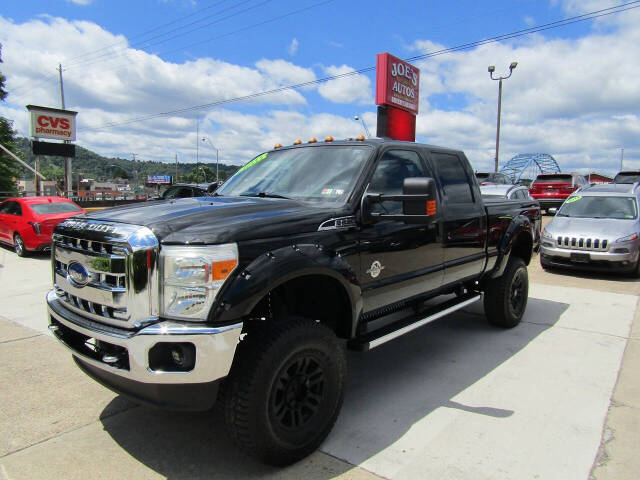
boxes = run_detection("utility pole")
[175,153,178,183]
[488,62,518,172]
[58,63,73,197]
[196,119,199,181]
[620,147,624,171]
[58,64,66,109]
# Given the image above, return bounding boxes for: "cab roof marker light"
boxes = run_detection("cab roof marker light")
[308,137,317,143]
[356,135,365,141]
[324,136,334,142]
[293,139,302,145]
[274,143,283,149]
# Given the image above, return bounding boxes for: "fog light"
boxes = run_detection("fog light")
[149,342,196,372]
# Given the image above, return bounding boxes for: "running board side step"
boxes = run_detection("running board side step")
[349,293,481,352]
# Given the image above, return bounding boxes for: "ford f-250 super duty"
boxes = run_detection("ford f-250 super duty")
[47,138,540,465]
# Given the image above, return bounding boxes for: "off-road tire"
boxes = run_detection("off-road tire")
[14,233,27,257]
[221,317,346,466]
[484,257,528,328]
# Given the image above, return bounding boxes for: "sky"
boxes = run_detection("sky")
[1,0,640,176]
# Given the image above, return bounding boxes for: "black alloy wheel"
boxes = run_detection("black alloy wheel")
[509,268,527,316]
[270,353,325,431]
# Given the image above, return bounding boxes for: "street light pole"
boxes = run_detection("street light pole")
[488,62,517,172]
[354,115,371,138]
[202,137,219,182]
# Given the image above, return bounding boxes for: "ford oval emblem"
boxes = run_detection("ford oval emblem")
[67,261,90,288]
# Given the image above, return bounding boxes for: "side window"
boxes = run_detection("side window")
[0,202,10,214]
[367,150,426,214]
[7,202,22,216]
[431,152,474,203]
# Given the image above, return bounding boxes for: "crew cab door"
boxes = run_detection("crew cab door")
[428,151,486,285]
[358,148,444,313]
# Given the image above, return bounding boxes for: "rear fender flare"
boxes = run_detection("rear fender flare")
[490,215,534,279]
[211,244,362,335]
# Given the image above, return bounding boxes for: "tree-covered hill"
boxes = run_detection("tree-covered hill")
[13,137,241,183]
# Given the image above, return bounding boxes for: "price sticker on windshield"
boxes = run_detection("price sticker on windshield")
[237,153,268,174]
[565,196,581,204]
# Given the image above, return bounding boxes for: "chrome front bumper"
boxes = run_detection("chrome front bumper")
[47,290,241,385]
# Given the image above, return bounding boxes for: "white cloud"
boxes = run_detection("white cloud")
[255,59,315,88]
[317,65,373,105]
[287,38,299,56]
[409,6,640,175]
[66,0,94,5]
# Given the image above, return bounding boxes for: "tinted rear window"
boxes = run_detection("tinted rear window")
[476,173,490,180]
[534,175,572,184]
[30,202,83,214]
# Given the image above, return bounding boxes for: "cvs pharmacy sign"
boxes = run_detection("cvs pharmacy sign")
[27,105,77,141]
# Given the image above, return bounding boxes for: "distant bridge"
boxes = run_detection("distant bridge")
[499,153,561,183]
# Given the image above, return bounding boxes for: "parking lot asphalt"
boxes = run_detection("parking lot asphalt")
[0,219,638,480]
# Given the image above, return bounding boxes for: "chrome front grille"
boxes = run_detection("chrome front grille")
[51,220,159,330]
[556,236,609,251]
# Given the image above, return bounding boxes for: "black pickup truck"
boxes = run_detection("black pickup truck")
[47,138,540,465]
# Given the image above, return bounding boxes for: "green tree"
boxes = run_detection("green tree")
[0,43,20,195]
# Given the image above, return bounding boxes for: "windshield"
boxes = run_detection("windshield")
[614,173,640,184]
[217,145,371,203]
[557,195,638,219]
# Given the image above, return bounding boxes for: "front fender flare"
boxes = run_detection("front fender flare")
[211,244,362,334]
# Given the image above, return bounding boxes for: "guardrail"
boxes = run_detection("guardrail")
[1,191,150,205]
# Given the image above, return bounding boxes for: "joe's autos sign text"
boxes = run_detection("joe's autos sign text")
[375,53,420,115]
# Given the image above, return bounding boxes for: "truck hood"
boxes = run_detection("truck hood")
[85,196,336,244]
[547,216,637,240]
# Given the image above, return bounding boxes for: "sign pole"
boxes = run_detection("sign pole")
[34,155,41,196]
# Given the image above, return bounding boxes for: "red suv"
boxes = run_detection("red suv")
[529,173,588,213]
[0,196,85,256]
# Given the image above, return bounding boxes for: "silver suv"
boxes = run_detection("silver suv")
[540,183,640,275]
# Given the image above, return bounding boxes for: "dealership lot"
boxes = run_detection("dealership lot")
[1,230,639,480]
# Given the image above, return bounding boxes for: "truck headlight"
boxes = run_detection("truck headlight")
[160,244,238,321]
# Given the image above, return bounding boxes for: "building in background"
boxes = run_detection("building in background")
[586,173,613,184]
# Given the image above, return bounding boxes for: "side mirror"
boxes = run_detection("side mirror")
[361,177,438,225]
[402,177,437,224]
[548,207,558,215]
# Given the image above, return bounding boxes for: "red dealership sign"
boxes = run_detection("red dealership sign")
[375,53,420,115]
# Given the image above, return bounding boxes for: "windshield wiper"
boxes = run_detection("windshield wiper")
[240,192,291,199]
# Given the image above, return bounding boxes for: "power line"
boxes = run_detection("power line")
[65,0,266,70]
[79,0,640,132]
[10,0,256,95]
[63,0,232,64]
[65,0,335,82]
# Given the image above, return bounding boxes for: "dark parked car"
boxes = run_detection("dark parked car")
[529,173,588,213]
[159,183,211,199]
[613,171,640,184]
[475,172,512,185]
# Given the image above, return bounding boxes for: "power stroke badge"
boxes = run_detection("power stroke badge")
[366,260,385,278]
